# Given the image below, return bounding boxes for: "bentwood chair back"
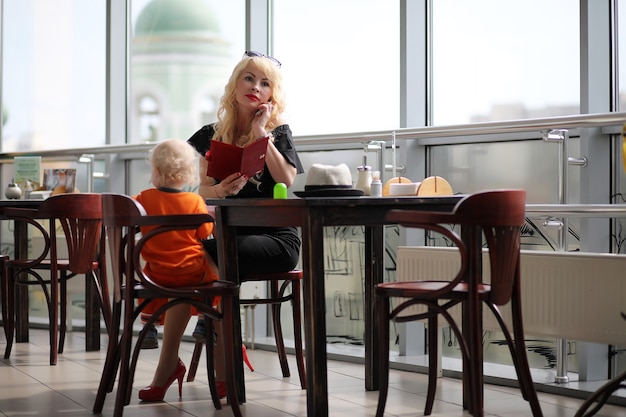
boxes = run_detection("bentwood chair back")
[375,189,543,417]
[0,193,111,365]
[187,269,306,389]
[92,193,242,417]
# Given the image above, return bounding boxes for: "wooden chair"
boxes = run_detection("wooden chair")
[92,193,241,417]
[187,269,306,389]
[375,189,543,417]
[575,312,626,417]
[0,193,111,365]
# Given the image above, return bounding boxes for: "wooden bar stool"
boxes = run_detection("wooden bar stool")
[187,269,306,389]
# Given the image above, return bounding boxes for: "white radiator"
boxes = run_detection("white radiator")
[396,247,626,346]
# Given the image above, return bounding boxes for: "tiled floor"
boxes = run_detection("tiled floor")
[0,328,625,417]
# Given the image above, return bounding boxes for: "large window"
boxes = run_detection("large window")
[1,0,106,152]
[273,0,400,136]
[432,0,579,125]
[129,0,245,144]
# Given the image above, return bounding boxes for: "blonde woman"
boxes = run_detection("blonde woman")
[187,51,304,397]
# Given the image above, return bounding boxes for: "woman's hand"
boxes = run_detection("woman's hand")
[218,172,249,197]
[251,101,274,138]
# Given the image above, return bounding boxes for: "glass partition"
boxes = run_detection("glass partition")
[129,0,245,144]
[432,0,580,125]
[273,0,400,135]
[1,0,106,152]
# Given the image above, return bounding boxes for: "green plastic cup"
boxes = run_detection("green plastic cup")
[273,182,288,199]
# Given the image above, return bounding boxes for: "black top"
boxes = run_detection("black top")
[188,123,304,239]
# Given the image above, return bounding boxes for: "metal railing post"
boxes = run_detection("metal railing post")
[542,128,575,384]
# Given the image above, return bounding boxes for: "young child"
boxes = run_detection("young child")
[134,138,219,402]
[138,139,216,349]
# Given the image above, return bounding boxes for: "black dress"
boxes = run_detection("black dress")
[188,123,304,275]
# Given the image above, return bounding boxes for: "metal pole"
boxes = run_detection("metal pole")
[543,129,570,384]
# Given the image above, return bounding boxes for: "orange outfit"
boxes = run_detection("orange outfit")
[135,188,217,324]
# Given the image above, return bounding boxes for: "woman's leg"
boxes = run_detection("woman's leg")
[202,234,299,276]
[150,302,191,386]
[201,235,298,381]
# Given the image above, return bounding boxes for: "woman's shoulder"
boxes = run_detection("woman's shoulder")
[188,123,217,155]
[192,123,217,138]
[272,124,292,137]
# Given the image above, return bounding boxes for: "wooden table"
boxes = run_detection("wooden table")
[0,199,101,351]
[206,195,463,416]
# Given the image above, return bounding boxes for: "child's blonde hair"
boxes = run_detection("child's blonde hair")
[149,139,198,188]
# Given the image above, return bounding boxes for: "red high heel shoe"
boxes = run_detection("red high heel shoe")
[216,381,228,399]
[139,358,186,402]
[242,345,254,372]
[216,345,255,399]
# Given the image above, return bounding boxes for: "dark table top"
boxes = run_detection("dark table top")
[205,195,465,228]
[206,195,464,207]
[0,200,44,219]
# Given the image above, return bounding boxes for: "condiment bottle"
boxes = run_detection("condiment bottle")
[24,180,33,199]
[355,156,372,196]
[370,171,382,197]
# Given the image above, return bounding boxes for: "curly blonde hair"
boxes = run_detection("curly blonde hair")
[149,139,198,188]
[213,55,285,147]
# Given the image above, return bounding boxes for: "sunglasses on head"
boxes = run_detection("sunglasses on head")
[243,50,282,68]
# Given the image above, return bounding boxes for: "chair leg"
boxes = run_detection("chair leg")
[271,281,290,378]
[0,258,8,343]
[49,271,60,365]
[113,333,131,416]
[59,273,67,355]
[2,265,15,360]
[375,296,390,417]
[94,269,113,335]
[92,302,122,413]
[509,293,543,416]
[113,296,136,415]
[187,340,203,382]
[425,313,438,415]
[486,276,543,416]
[204,318,222,410]
[291,280,306,389]
[574,369,626,417]
[466,298,483,417]
[220,297,242,417]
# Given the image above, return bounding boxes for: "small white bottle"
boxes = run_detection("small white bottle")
[24,180,33,199]
[370,171,382,197]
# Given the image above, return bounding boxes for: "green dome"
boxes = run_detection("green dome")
[134,0,220,36]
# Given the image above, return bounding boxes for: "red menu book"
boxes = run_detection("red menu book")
[205,137,269,180]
